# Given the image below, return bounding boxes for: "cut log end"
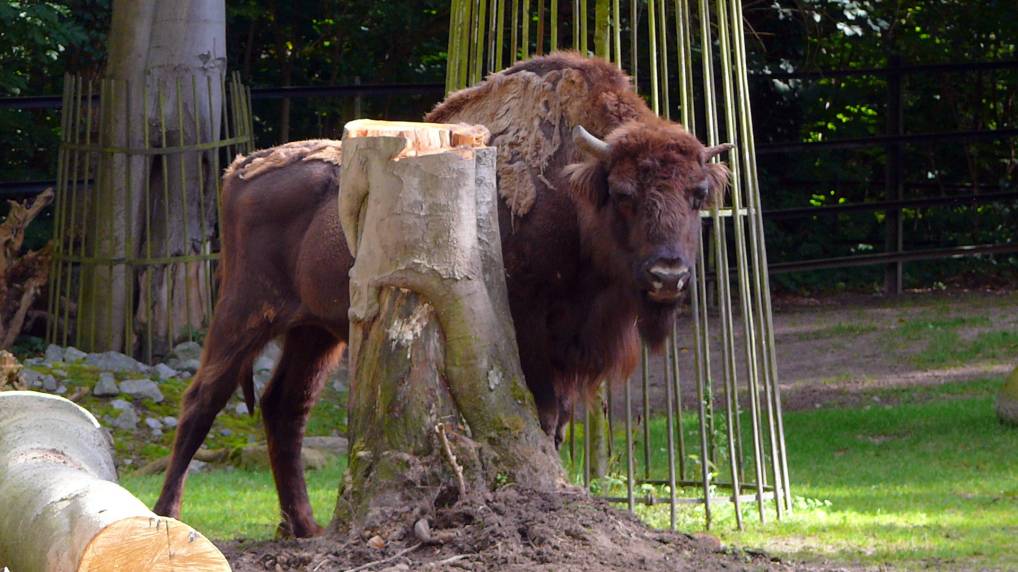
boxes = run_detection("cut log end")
[343,119,490,157]
[77,516,229,572]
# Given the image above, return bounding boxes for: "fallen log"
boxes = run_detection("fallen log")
[0,391,229,571]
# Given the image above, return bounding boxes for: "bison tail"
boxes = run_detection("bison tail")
[241,374,256,415]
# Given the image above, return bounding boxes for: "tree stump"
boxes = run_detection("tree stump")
[0,391,228,572]
[333,120,563,536]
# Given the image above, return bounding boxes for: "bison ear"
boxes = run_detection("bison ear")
[564,160,610,208]
[705,162,731,209]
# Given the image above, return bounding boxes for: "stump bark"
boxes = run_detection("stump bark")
[333,120,563,536]
[0,391,228,572]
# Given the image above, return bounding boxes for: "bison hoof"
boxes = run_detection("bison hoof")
[275,519,325,539]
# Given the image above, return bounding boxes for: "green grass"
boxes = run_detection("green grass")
[565,378,1018,570]
[113,378,1018,570]
[122,458,347,540]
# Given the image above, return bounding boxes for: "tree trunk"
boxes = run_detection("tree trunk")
[0,391,228,572]
[333,120,563,536]
[81,0,225,357]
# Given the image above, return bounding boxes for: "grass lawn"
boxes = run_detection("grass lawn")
[710,379,1018,570]
[121,378,1018,570]
[122,457,347,540]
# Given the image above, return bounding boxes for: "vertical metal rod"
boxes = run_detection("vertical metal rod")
[582,0,590,53]
[495,0,506,72]
[624,370,635,512]
[657,0,670,119]
[122,78,135,353]
[583,402,591,488]
[690,239,712,529]
[569,402,576,466]
[48,75,72,345]
[612,0,621,65]
[193,76,213,329]
[68,79,87,347]
[475,0,489,82]
[670,324,687,480]
[647,0,659,114]
[175,78,195,345]
[536,0,545,55]
[550,0,558,51]
[144,80,154,363]
[521,0,531,59]
[663,339,678,530]
[629,0,637,88]
[717,0,767,522]
[446,0,460,92]
[729,0,791,514]
[157,82,175,349]
[489,0,499,73]
[641,345,651,481]
[511,0,520,62]
[605,378,614,461]
[698,0,742,529]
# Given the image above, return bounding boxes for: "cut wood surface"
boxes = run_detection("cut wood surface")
[343,119,489,157]
[0,391,229,572]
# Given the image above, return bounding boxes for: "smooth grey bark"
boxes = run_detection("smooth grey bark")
[81,0,225,356]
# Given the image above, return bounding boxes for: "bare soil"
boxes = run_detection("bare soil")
[220,487,805,571]
[625,288,1018,415]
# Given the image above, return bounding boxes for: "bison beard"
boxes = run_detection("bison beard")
[153,51,731,538]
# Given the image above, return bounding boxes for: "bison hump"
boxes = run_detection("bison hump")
[428,55,647,219]
[225,139,343,182]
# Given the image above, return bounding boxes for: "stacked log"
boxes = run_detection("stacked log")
[0,391,229,571]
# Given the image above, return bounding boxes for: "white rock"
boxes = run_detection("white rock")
[44,344,64,363]
[171,341,202,362]
[64,346,88,362]
[152,363,178,380]
[177,358,201,373]
[119,379,164,403]
[85,351,146,373]
[42,374,59,392]
[144,417,163,430]
[110,408,139,430]
[234,402,251,416]
[162,416,178,428]
[110,399,132,411]
[93,373,120,397]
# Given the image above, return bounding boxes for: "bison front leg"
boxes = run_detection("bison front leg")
[261,325,342,538]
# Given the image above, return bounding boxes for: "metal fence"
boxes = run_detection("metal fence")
[448,0,792,531]
[45,73,254,362]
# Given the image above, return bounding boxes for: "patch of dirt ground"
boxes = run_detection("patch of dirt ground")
[623,288,1018,414]
[220,487,814,571]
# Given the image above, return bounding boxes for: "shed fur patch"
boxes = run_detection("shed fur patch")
[225,139,343,181]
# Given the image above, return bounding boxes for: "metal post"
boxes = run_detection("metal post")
[884,54,904,295]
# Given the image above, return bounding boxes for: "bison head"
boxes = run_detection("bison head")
[565,120,732,345]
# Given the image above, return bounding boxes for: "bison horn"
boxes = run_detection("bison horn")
[702,143,735,162]
[573,125,611,161]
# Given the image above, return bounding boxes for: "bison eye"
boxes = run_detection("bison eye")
[691,181,710,210]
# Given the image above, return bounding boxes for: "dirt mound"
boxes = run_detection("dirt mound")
[220,487,793,571]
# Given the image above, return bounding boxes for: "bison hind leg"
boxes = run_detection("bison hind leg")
[261,325,343,538]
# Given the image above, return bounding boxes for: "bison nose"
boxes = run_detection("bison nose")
[647,262,691,290]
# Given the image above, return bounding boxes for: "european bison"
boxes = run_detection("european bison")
[153,52,731,537]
